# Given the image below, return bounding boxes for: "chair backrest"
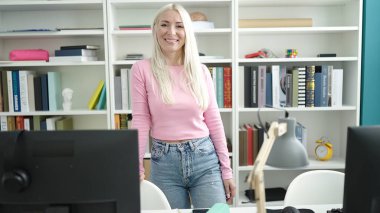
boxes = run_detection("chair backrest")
[140,180,171,210]
[284,170,345,206]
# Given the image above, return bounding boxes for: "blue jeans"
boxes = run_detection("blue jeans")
[150,136,226,209]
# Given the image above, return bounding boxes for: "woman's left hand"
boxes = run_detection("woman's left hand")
[223,178,236,204]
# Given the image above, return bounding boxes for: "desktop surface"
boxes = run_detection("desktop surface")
[141,204,342,213]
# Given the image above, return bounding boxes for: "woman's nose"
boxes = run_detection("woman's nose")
[168,25,176,34]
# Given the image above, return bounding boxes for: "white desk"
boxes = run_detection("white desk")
[142,204,342,213]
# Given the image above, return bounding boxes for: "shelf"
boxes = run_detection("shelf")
[0,61,106,67]
[0,110,108,116]
[0,1,103,11]
[239,0,353,7]
[237,158,345,172]
[238,26,359,35]
[238,106,357,112]
[238,57,358,63]
[110,0,231,8]
[112,28,231,37]
[0,30,104,38]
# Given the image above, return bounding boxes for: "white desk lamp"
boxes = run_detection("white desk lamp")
[246,116,309,213]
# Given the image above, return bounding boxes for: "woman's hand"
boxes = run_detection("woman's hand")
[223,178,236,204]
[140,173,145,182]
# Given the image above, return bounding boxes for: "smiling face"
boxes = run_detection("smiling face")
[155,9,186,58]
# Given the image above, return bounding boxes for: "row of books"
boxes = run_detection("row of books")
[0,70,62,112]
[239,122,306,166]
[244,65,343,108]
[0,115,73,131]
[114,114,132,130]
[208,66,232,108]
[49,45,99,62]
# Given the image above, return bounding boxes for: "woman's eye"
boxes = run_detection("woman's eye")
[177,25,184,28]
[160,24,167,27]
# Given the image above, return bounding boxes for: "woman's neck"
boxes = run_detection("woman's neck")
[164,51,183,66]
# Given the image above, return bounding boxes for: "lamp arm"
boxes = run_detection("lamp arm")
[246,122,287,213]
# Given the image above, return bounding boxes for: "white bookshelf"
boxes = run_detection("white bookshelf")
[0,0,110,129]
[234,0,362,206]
[0,0,362,208]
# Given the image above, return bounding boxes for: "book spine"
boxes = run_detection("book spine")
[33,76,43,111]
[291,68,299,107]
[265,70,272,107]
[244,66,252,108]
[48,72,62,111]
[306,66,315,107]
[1,72,9,112]
[120,68,129,110]
[298,67,306,107]
[223,67,232,108]
[251,66,258,108]
[258,65,266,108]
[114,76,122,110]
[7,71,14,112]
[216,67,224,108]
[271,65,280,108]
[12,70,21,112]
[321,65,329,107]
[40,74,49,111]
[55,49,96,57]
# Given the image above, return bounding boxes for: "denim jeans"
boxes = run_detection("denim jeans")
[150,136,226,209]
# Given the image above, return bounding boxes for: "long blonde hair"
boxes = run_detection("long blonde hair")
[151,3,209,110]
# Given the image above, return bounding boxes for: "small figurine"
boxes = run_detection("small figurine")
[62,88,74,111]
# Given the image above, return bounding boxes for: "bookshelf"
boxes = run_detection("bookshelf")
[235,0,362,206]
[0,0,362,208]
[0,0,110,129]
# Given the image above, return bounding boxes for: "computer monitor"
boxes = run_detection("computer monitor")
[344,126,380,213]
[0,130,140,213]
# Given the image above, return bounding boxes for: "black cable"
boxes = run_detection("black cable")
[257,105,289,138]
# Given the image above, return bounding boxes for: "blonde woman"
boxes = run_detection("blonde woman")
[131,3,235,209]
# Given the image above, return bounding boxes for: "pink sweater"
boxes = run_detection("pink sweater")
[131,59,232,180]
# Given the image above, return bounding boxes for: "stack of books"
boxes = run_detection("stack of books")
[49,45,99,62]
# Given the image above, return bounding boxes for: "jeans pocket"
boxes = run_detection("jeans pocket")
[195,138,215,156]
[151,142,165,161]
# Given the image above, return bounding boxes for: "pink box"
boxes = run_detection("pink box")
[9,49,49,61]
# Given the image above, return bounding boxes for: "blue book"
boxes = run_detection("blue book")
[40,74,49,111]
[95,85,106,110]
[216,67,224,108]
[11,70,21,112]
[48,72,62,111]
[321,65,329,107]
[55,49,96,57]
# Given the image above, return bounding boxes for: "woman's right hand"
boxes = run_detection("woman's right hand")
[140,173,145,182]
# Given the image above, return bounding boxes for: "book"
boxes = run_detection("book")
[87,80,104,110]
[40,74,49,111]
[55,49,97,57]
[33,75,43,111]
[258,65,266,108]
[223,67,232,108]
[18,70,35,112]
[47,72,62,111]
[120,68,130,110]
[49,56,98,62]
[6,71,14,112]
[239,18,313,28]
[331,69,343,107]
[46,116,62,130]
[306,66,316,107]
[95,85,106,110]
[114,76,122,110]
[216,67,224,108]
[60,45,100,50]
[55,117,73,130]
[12,70,20,112]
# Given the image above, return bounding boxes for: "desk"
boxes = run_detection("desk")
[142,204,342,213]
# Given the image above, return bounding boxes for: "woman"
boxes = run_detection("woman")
[131,3,235,209]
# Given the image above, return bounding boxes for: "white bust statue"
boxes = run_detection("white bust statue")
[62,88,74,111]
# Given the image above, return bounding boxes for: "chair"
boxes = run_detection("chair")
[140,180,171,210]
[284,170,345,206]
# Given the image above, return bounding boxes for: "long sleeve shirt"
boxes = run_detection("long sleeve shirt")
[130,59,232,180]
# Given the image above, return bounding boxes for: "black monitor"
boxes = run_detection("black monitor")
[0,130,140,213]
[344,126,380,213]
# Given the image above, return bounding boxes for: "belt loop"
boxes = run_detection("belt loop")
[165,143,169,154]
[189,140,196,151]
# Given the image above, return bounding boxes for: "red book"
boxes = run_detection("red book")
[223,67,232,108]
[244,124,254,165]
[16,116,24,130]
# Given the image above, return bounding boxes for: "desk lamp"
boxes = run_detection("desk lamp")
[246,115,309,213]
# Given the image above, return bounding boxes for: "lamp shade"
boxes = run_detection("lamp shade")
[266,117,309,168]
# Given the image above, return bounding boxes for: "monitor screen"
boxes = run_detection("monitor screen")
[344,126,380,213]
[0,130,140,213]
